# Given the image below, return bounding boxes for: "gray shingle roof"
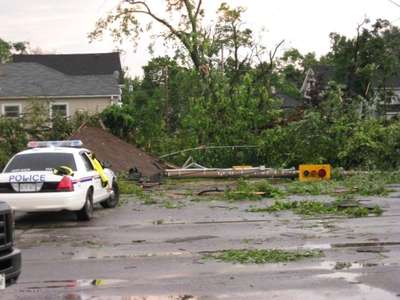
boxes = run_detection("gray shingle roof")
[0,62,120,98]
[13,53,123,83]
[276,93,303,109]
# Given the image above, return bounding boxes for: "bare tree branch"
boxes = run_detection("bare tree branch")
[388,0,400,8]
[124,0,182,39]
[195,0,203,18]
[269,39,285,66]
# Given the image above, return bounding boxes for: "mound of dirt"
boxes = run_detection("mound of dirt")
[70,125,165,181]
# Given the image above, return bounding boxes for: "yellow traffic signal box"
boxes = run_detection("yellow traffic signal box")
[299,164,331,182]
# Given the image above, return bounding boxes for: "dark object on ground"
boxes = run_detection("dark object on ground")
[70,125,166,182]
[0,201,21,286]
[141,182,161,189]
[128,167,142,181]
[198,188,225,196]
[356,246,390,253]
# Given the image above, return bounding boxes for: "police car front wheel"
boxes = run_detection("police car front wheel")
[101,181,120,209]
[76,190,94,221]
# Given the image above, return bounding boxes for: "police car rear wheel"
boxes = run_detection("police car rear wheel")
[101,181,119,209]
[76,190,93,221]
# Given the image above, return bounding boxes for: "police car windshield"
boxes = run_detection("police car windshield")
[4,153,77,173]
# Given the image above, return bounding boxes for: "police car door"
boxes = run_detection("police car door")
[80,152,103,203]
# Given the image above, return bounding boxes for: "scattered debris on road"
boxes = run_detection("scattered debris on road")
[204,249,323,264]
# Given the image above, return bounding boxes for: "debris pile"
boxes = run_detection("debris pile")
[70,125,165,181]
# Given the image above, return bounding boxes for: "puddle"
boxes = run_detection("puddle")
[62,295,197,300]
[309,261,389,271]
[302,243,332,250]
[312,261,364,271]
[21,279,128,292]
[317,272,398,299]
[356,246,390,253]
[165,235,218,244]
[318,272,361,283]
[332,241,400,248]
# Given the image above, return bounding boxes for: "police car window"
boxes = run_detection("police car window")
[80,153,94,171]
[4,153,77,173]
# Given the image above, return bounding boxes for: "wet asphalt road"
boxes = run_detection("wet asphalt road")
[2,181,400,299]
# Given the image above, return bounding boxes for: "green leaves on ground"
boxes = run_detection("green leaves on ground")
[205,249,323,264]
[117,180,153,202]
[118,180,144,195]
[223,173,390,202]
[343,173,389,196]
[285,181,337,195]
[247,200,383,218]
[224,179,285,201]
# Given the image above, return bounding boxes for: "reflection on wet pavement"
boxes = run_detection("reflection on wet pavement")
[62,295,197,300]
[317,272,398,299]
[21,279,129,292]
[7,182,400,300]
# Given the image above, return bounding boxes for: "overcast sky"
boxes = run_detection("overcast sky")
[1,0,399,76]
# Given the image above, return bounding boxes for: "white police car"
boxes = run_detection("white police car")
[0,140,119,221]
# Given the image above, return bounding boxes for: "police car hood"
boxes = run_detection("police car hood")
[0,171,64,183]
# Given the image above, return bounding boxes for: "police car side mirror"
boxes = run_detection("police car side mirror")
[101,160,112,169]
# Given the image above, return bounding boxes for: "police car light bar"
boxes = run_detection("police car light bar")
[27,140,83,148]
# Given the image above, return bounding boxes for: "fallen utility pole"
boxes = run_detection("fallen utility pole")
[165,166,298,179]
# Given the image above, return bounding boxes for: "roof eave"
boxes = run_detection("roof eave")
[0,94,120,100]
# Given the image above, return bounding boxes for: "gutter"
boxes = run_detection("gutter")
[0,95,120,100]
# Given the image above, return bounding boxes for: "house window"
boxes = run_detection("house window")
[2,104,21,118]
[51,104,68,118]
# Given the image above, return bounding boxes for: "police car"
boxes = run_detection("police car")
[0,140,119,221]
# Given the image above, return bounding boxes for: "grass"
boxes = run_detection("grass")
[118,180,146,196]
[285,181,337,195]
[247,199,383,218]
[118,180,155,204]
[164,201,185,209]
[342,174,388,196]
[142,197,158,205]
[204,249,323,264]
[283,171,394,197]
[224,179,286,201]
[222,172,391,202]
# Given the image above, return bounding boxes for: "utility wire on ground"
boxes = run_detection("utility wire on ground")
[160,145,259,159]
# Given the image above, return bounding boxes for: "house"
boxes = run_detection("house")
[300,65,335,104]
[373,77,400,118]
[275,92,304,111]
[0,53,122,118]
[301,65,400,118]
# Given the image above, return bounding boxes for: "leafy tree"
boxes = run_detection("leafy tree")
[91,3,400,170]
[0,118,27,168]
[280,48,318,89]
[215,3,254,80]
[324,19,400,102]
[0,38,11,63]
[0,38,29,63]
[90,0,214,73]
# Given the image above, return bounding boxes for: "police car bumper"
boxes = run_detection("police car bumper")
[0,190,86,212]
[1,248,21,284]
